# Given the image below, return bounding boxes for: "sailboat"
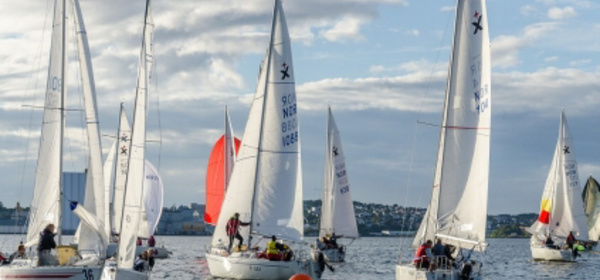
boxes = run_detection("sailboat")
[312,107,359,263]
[205,0,324,279]
[0,0,107,278]
[101,0,154,278]
[583,176,600,245]
[204,107,241,226]
[104,105,170,259]
[527,112,589,261]
[396,0,491,279]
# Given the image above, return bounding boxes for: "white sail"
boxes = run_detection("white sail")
[117,1,153,268]
[319,107,358,239]
[112,105,132,234]
[138,160,164,236]
[415,0,491,252]
[72,0,107,256]
[225,107,236,189]
[26,0,69,247]
[104,138,117,227]
[212,0,303,245]
[583,177,600,241]
[529,112,588,241]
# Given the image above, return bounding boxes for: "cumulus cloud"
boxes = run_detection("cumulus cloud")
[491,22,560,68]
[547,6,578,20]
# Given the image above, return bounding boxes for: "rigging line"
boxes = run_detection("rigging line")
[18,0,54,240]
[398,0,455,256]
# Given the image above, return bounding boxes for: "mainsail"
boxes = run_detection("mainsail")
[110,106,132,235]
[211,0,304,246]
[528,112,588,241]
[412,0,491,252]
[204,108,241,225]
[319,107,359,239]
[117,0,153,268]
[26,0,68,248]
[582,176,600,241]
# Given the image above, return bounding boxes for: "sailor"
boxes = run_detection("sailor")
[134,251,150,272]
[266,235,286,261]
[8,244,27,263]
[413,240,434,270]
[226,212,251,252]
[148,235,156,247]
[566,231,576,249]
[432,239,445,256]
[38,224,58,266]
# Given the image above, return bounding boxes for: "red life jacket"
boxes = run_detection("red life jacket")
[226,219,240,236]
[413,244,430,263]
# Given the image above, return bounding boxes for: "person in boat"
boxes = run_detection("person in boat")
[148,235,156,247]
[38,223,58,266]
[544,235,557,249]
[316,238,327,250]
[226,212,250,252]
[266,235,289,261]
[432,239,445,256]
[566,231,576,249]
[7,244,27,264]
[413,240,435,271]
[134,250,151,272]
[111,233,120,243]
[330,232,343,248]
[137,237,143,246]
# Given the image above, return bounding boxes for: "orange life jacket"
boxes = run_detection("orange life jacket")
[413,244,430,263]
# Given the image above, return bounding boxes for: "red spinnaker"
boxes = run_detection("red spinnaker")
[204,135,240,225]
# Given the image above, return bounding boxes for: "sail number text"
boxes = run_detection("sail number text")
[281,92,298,147]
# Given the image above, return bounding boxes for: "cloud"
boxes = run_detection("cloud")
[547,6,578,20]
[569,59,592,66]
[319,16,367,42]
[544,56,559,62]
[521,5,538,16]
[440,6,455,12]
[491,22,560,68]
[406,29,420,37]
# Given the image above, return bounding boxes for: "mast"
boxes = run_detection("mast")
[57,0,67,245]
[247,0,279,247]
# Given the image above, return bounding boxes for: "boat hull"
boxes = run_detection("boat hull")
[0,264,102,280]
[206,252,322,280]
[311,248,345,263]
[395,263,481,280]
[106,243,170,259]
[531,246,575,262]
[101,263,148,280]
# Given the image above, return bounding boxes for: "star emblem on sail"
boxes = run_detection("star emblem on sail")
[472,11,483,34]
[563,145,570,154]
[281,62,290,80]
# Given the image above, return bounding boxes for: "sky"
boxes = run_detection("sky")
[0,0,599,215]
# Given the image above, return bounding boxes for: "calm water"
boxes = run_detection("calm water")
[2,236,599,279]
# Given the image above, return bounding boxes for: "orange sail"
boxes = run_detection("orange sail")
[204,135,240,225]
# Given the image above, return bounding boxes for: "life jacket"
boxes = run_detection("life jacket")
[413,244,430,263]
[266,241,279,255]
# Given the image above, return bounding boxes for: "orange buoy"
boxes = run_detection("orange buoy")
[289,274,312,280]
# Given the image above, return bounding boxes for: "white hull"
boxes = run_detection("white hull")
[206,252,322,280]
[101,263,148,280]
[0,263,102,280]
[106,243,170,259]
[395,263,481,280]
[531,246,575,262]
[311,248,344,263]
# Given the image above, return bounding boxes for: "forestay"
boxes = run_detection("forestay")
[319,108,359,239]
[412,0,491,252]
[528,112,588,241]
[212,0,304,246]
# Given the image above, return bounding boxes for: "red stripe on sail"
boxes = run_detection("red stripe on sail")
[204,135,240,225]
[538,210,550,224]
